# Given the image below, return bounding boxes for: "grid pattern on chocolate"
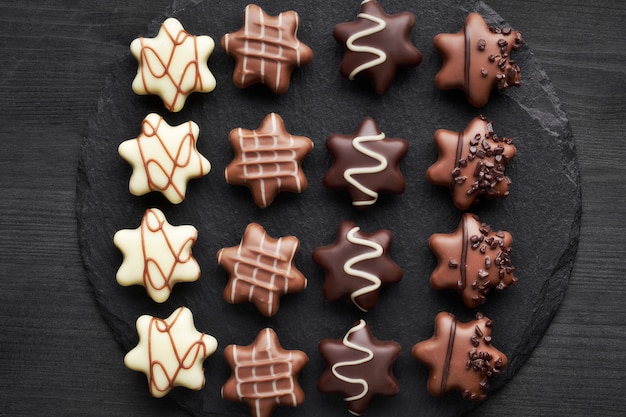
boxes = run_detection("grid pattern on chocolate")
[218,223,306,317]
[223,5,306,93]
[224,328,307,417]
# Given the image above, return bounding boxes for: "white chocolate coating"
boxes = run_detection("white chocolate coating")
[131,18,216,112]
[118,113,210,204]
[114,208,200,303]
[124,307,218,398]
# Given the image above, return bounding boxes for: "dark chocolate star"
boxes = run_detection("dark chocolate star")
[318,320,401,416]
[412,312,507,401]
[324,117,408,208]
[426,116,516,211]
[333,0,422,94]
[434,13,523,107]
[312,221,402,312]
[429,213,517,308]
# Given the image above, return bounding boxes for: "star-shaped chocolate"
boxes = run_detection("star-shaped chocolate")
[429,213,517,308]
[426,115,516,211]
[222,328,308,417]
[216,223,307,317]
[318,320,401,415]
[333,0,422,94]
[113,208,200,303]
[124,307,218,398]
[224,113,313,208]
[324,117,408,208]
[118,113,211,204]
[433,13,523,107]
[412,312,507,401]
[131,18,216,112]
[312,221,402,312]
[221,4,313,94]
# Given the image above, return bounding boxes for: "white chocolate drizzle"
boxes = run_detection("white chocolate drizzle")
[346,1,387,80]
[331,320,373,402]
[344,227,383,312]
[343,131,388,206]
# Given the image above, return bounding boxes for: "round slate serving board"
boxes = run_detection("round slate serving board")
[76,0,581,416]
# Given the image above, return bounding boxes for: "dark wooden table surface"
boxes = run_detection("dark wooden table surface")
[1,0,624,416]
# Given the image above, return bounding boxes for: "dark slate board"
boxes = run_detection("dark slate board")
[76,0,580,416]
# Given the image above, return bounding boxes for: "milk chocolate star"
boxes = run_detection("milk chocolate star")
[224,113,313,208]
[412,312,507,401]
[222,328,308,417]
[426,115,516,211]
[429,213,517,308]
[312,221,402,312]
[324,117,408,208]
[318,320,401,415]
[124,307,218,398]
[131,18,216,112]
[216,223,307,317]
[221,4,313,94]
[333,0,422,94]
[434,13,523,107]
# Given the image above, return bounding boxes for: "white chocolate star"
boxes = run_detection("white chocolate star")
[131,17,216,112]
[118,113,211,204]
[114,208,200,303]
[124,307,218,398]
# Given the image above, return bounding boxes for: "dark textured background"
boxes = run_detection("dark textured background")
[0,0,624,416]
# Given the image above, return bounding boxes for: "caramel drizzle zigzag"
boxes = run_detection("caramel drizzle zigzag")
[343,131,388,206]
[140,209,196,292]
[137,116,204,201]
[232,329,298,406]
[346,0,387,80]
[331,320,374,402]
[147,308,208,395]
[138,24,204,110]
[344,227,383,312]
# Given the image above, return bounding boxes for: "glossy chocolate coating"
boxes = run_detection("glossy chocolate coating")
[429,213,517,308]
[333,0,422,94]
[224,113,314,209]
[221,4,313,94]
[426,116,516,211]
[323,117,408,208]
[318,320,401,415]
[434,13,523,107]
[216,223,307,317]
[412,312,507,400]
[312,220,402,312]
[222,328,308,417]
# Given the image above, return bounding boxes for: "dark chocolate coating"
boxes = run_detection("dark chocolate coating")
[412,312,507,400]
[333,0,422,94]
[323,117,409,208]
[318,320,401,415]
[312,220,402,312]
[434,12,523,108]
[429,213,517,308]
